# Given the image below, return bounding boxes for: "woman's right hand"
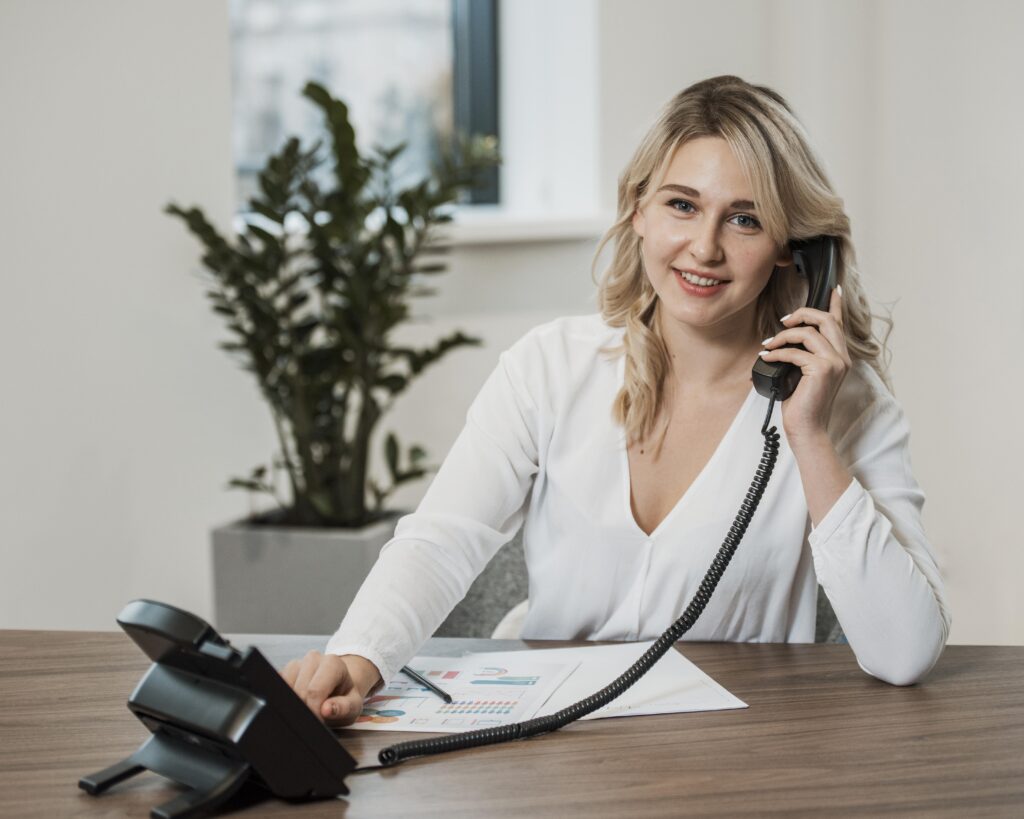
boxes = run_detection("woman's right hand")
[282,650,382,727]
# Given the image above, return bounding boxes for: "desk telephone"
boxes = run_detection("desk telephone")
[81,237,837,817]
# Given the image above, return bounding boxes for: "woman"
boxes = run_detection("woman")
[284,75,951,726]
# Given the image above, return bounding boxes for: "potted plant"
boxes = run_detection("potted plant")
[166,81,500,633]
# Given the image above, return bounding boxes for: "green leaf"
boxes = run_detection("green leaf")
[413,262,448,275]
[227,478,263,491]
[249,201,284,224]
[308,490,333,518]
[373,141,408,163]
[393,468,427,485]
[377,373,407,394]
[247,224,281,247]
[385,433,399,481]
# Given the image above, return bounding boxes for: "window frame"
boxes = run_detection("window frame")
[452,0,500,205]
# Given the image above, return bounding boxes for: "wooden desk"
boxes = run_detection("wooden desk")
[0,631,1021,817]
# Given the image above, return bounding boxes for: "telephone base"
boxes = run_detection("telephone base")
[79,732,256,818]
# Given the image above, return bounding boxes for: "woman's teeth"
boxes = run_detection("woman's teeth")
[678,270,725,287]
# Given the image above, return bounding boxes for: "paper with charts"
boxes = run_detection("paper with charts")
[488,641,748,721]
[351,655,579,733]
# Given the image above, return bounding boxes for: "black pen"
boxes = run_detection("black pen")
[400,665,453,703]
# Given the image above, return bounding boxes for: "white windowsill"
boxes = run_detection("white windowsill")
[438,208,614,246]
[231,208,616,248]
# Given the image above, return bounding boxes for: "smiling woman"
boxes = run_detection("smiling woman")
[632,138,790,351]
[281,75,951,729]
[597,77,884,451]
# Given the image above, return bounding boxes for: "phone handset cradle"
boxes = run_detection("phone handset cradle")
[78,600,356,817]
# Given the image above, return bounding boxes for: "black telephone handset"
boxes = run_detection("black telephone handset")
[752,235,839,401]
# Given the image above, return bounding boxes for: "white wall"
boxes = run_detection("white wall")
[866,0,1024,644]
[0,1,265,628]
[2,0,1020,644]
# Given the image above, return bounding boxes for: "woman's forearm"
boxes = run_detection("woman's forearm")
[788,430,854,528]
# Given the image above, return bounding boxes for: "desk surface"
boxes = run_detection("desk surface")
[0,631,1021,818]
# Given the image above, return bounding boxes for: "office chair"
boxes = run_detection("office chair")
[434,529,846,644]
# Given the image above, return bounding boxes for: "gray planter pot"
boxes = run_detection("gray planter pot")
[211,515,399,634]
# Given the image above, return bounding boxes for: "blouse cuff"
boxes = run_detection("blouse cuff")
[807,476,864,549]
[323,637,397,690]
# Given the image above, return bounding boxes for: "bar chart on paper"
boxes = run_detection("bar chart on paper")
[351,656,579,733]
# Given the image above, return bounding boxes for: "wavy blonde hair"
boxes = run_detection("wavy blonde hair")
[593,75,893,446]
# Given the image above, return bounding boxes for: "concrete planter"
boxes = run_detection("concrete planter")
[211,514,399,634]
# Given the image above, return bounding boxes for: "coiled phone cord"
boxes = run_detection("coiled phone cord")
[375,392,781,768]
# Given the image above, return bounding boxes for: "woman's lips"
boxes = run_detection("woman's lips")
[673,268,729,297]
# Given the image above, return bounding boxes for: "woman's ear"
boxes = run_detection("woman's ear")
[631,208,645,239]
[775,242,794,269]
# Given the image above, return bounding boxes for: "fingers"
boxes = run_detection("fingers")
[763,325,841,361]
[765,288,849,365]
[758,344,819,372]
[305,654,354,716]
[321,690,367,728]
[293,650,322,698]
[282,650,357,722]
[759,342,848,381]
[829,286,843,324]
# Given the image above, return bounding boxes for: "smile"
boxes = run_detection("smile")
[675,268,727,287]
[672,268,729,297]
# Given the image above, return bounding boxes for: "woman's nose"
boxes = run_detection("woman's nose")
[690,220,724,264]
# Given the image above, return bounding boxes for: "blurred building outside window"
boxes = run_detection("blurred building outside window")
[230,0,497,225]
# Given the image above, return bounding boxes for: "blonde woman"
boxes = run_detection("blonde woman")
[284,75,951,726]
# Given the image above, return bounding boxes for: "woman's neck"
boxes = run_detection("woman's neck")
[655,303,762,397]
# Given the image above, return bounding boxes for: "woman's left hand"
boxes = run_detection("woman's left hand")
[758,288,851,443]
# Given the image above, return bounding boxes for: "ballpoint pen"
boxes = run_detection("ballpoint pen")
[400,665,453,703]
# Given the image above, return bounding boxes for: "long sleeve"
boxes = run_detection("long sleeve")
[808,395,951,685]
[324,342,542,684]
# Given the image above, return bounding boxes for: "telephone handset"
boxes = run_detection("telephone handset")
[752,235,839,401]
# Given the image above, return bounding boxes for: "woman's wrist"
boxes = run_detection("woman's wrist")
[786,427,831,455]
[340,654,383,697]
[787,429,854,528]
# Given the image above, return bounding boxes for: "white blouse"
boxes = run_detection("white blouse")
[326,314,951,686]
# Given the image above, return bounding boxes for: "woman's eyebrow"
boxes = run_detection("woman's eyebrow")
[657,183,756,210]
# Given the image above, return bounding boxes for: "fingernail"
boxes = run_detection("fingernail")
[780,313,792,322]
[761,336,773,346]
[758,350,770,357]
[330,703,338,717]
[836,284,843,297]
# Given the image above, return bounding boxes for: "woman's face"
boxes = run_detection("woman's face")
[632,136,791,339]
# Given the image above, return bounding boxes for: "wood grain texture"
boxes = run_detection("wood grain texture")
[0,632,1021,818]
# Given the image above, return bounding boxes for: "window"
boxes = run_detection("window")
[230,0,498,214]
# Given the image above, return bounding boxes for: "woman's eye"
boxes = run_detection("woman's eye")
[667,199,694,213]
[731,214,762,230]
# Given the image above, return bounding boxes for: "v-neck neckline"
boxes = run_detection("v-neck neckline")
[620,383,758,540]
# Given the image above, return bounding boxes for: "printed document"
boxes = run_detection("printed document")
[348,641,745,733]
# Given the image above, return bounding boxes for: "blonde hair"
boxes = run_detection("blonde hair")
[593,75,892,446]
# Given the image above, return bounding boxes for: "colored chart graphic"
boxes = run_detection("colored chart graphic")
[357,692,431,724]
[416,667,461,680]
[347,655,579,733]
